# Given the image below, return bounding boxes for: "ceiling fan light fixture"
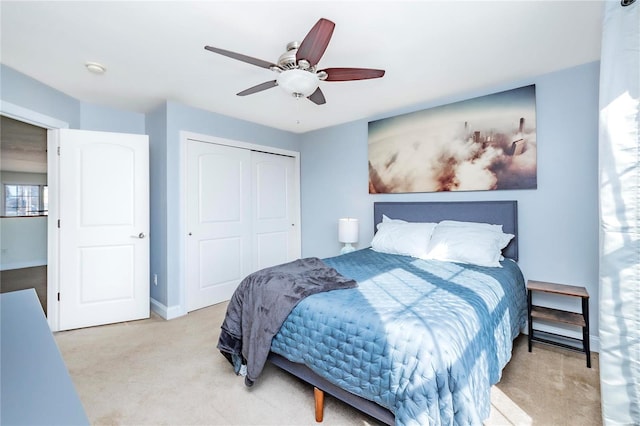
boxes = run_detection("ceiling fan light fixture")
[204,18,384,105]
[276,69,319,97]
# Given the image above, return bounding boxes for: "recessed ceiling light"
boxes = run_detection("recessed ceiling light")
[85,62,106,74]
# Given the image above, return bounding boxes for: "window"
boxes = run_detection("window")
[4,184,48,216]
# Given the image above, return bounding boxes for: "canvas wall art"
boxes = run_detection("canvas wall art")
[368,84,537,193]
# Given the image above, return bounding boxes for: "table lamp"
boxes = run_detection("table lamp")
[338,218,359,254]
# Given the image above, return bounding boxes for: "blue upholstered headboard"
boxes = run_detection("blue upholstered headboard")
[373,201,518,261]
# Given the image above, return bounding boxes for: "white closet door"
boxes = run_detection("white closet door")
[186,140,251,312]
[251,151,298,271]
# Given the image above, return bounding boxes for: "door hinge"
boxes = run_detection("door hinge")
[57,292,60,301]
[57,219,61,228]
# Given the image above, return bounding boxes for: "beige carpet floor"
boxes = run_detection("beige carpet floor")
[55,302,601,426]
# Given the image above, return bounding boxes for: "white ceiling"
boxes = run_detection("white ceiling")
[0,1,604,134]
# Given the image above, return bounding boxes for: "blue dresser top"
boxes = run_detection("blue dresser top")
[1,289,89,425]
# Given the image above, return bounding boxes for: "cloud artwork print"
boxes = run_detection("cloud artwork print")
[368,85,537,193]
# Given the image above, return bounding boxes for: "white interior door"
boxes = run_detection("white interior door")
[251,151,298,270]
[186,140,252,312]
[57,129,149,331]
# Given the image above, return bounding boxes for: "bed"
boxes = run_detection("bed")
[222,200,527,425]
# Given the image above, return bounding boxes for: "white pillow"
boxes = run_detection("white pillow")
[438,220,503,232]
[376,214,408,230]
[425,225,514,267]
[371,222,437,258]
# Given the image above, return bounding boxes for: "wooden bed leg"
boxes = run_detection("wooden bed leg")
[314,387,324,422]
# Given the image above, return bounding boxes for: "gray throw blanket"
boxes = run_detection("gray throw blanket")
[217,257,357,386]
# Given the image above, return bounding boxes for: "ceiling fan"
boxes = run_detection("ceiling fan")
[204,18,385,105]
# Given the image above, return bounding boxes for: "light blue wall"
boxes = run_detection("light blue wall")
[1,64,145,135]
[299,61,600,343]
[299,121,369,252]
[80,102,145,134]
[145,104,169,306]
[0,217,48,270]
[0,172,48,271]
[1,65,79,128]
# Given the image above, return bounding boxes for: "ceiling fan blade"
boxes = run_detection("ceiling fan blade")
[307,87,326,105]
[296,18,335,67]
[204,46,276,69]
[321,68,386,81]
[236,80,278,96]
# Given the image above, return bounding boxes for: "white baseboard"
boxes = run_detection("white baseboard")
[150,298,186,320]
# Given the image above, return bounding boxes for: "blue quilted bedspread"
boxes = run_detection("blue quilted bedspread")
[270,248,527,426]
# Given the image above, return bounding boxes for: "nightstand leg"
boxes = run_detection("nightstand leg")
[583,297,591,368]
[527,289,533,352]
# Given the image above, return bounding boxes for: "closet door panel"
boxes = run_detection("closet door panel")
[186,141,251,312]
[252,151,298,271]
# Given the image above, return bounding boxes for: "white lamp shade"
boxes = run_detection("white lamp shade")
[276,69,319,97]
[338,218,359,244]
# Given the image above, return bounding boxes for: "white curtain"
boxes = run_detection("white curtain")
[598,0,640,424]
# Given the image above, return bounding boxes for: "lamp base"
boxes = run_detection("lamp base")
[340,243,356,255]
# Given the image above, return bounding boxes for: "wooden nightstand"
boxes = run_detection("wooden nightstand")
[527,280,591,368]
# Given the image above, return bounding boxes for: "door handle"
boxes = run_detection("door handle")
[132,232,145,239]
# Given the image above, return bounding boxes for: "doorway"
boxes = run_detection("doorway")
[55,129,150,331]
[0,116,48,313]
